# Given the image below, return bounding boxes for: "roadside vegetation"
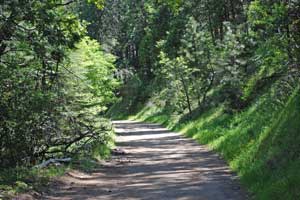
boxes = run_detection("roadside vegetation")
[0,1,117,198]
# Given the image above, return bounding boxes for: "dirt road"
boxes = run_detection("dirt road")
[43,120,248,200]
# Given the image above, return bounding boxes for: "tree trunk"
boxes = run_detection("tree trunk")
[180,75,192,115]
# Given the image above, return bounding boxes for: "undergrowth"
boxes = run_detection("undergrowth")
[0,166,67,199]
[0,130,115,199]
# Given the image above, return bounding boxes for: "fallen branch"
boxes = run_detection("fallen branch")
[35,158,71,168]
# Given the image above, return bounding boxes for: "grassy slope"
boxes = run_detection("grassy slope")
[110,84,300,199]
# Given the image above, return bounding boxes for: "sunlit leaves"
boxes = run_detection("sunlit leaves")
[87,0,106,9]
[68,37,120,111]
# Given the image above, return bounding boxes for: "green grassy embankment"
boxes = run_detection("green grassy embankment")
[110,84,300,199]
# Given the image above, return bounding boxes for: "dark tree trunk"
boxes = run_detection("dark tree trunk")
[180,75,192,115]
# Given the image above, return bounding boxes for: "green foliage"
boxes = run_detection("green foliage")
[158,0,182,13]
[0,0,86,168]
[88,0,106,9]
[248,0,288,33]
[0,166,67,197]
[158,51,194,113]
[243,0,297,101]
[180,17,215,107]
[106,74,149,119]
[44,37,119,159]
[0,1,118,168]
[68,37,120,111]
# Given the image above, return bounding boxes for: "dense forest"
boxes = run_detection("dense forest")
[1,0,300,199]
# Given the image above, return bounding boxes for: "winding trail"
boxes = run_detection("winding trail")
[43,120,248,200]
